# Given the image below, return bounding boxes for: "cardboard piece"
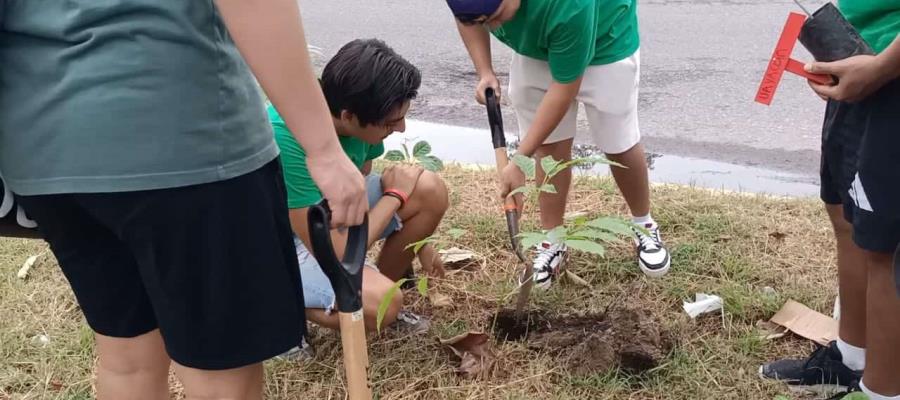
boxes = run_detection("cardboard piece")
[770,300,838,346]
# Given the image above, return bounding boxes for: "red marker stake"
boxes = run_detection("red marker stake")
[756,12,831,106]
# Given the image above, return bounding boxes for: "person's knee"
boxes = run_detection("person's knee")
[413,171,449,213]
[96,332,169,377]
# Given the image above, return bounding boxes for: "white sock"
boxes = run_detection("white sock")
[861,380,900,400]
[632,214,656,228]
[836,338,866,371]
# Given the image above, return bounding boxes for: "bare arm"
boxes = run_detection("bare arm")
[215,0,366,227]
[456,22,500,104]
[513,78,583,157]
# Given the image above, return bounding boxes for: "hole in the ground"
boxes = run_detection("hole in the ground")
[489,307,672,376]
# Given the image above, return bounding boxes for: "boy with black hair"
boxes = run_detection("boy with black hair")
[270,39,450,332]
[445,0,670,289]
[759,2,900,399]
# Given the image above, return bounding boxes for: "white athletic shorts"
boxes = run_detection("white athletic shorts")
[507,50,641,155]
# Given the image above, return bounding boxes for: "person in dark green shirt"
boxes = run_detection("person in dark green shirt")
[445,0,670,288]
[271,39,450,333]
[760,2,900,399]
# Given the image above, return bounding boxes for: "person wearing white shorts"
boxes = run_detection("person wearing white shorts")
[446,0,670,285]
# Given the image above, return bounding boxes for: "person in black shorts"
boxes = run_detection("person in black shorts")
[760,29,900,400]
[1,1,367,398]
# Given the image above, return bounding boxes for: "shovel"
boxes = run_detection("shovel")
[307,200,372,400]
[484,88,532,317]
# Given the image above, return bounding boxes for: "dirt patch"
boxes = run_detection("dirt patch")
[491,307,672,376]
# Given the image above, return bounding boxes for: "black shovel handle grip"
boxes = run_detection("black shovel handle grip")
[307,200,369,313]
[485,88,506,150]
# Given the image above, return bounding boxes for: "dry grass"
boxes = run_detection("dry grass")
[1,165,837,400]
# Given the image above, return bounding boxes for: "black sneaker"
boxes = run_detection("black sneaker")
[759,341,862,396]
[634,224,671,278]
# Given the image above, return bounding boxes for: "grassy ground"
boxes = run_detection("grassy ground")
[0,166,838,400]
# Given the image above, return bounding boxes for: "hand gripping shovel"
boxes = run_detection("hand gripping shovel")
[307,201,372,400]
[484,88,532,317]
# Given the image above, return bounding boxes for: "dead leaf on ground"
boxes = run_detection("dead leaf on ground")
[755,320,788,341]
[439,247,478,270]
[49,379,64,391]
[769,231,788,241]
[428,291,453,308]
[439,331,496,378]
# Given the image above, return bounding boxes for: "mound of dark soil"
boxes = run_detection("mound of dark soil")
[491,308,671,375]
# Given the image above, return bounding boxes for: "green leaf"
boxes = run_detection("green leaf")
[384,150,406,162]
[512,154,536,180]
[546,226,567,245]
[376,279,406,333]
[417,155,444,172]
[571,229,621,243]
[416,277,429,297]
[587,217,637,238]
[539,184,557,194]
[507,185,534,199]
[565,239,606,256]
[540,156,561,177]
[447,228,467,239]
[518,231,547,250]
[839,393,869,400]
[413,141,432,158]
[405,236,435,254]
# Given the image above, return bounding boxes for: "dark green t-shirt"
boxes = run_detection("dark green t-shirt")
[268,105,384,209]
[840,0,900,53]
[492,0,640,83]
[0,1,276,195]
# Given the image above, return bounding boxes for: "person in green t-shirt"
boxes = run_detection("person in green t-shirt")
[759,2,900,399]
[270,39,450,334]
[445,0,670,288]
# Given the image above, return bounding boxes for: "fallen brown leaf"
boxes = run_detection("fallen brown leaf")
[439,331,496,378]
[439,247,479,270]
[428,291,453,308]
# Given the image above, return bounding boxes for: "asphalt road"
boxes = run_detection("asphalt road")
[299,0,832,175]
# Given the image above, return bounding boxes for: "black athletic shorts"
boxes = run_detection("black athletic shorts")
[16,159,306,370]
[820,79,900,254]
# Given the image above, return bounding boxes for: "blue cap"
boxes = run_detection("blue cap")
[446,0,503,18]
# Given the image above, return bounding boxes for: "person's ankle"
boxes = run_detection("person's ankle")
[836,338,866,371]
[861,379,900,400]
[632,214,657,228]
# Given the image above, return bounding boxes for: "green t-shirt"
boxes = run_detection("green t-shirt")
[0,1,276,195]
[492,0,640,83]
[840,0,900,53]
[268,105,384,209]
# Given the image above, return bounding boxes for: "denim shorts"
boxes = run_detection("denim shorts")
[297,174,401,312]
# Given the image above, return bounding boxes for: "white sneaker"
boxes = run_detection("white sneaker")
[634,224,671,278]
[520,241,568,290]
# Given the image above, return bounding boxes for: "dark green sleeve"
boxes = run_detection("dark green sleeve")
[547,4,597,83]
[269,108,323,209]
[366,142,386,161]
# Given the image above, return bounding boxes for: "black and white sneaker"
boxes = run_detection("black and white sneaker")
[520,241,568,290]
[759,341,863,397]
[634,224,671,277]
